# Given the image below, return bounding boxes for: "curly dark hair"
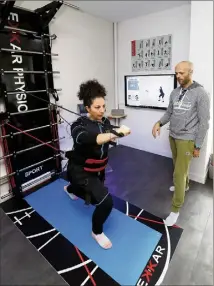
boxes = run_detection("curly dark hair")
[77,79,107,107]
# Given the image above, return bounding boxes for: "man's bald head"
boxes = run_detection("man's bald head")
[176,61,193,72]
[175,61,194,88]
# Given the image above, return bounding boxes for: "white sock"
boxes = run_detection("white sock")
[164,212,179,226]
[92,232,112,249]
[64,185,78,200]
[169,186,189,192]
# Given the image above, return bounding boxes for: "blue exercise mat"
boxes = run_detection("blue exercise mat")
[25,179,162,285]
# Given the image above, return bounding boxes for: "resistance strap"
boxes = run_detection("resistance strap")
[26,90,122,132]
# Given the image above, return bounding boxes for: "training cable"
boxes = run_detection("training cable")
[1,89,124,156]
[24,90,124,138]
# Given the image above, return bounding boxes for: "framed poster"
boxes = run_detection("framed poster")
[124,74,177,110]
[131,34,172,72]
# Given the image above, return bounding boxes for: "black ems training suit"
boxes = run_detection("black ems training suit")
[66,116,113,235]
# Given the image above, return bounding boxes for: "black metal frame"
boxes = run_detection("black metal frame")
[0,136,64,161]
[1,122,59,138]
[0,47,59,56]
[0,0,62,35]
[0,1,63,199]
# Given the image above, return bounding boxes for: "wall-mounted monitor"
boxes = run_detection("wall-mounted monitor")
[125,74,177,110]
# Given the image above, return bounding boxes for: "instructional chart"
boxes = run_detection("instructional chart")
[131,34,172,72]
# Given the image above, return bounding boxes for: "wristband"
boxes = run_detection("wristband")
[194,145,200,150]
[158,121,163,127]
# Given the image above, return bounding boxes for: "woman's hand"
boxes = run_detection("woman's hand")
[116,125,131,136]
[96,125,131,145]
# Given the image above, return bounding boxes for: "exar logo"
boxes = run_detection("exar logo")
[8,12,28,113]
[137,245,165,286]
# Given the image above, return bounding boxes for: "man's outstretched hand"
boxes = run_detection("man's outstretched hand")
[152,122,161,138]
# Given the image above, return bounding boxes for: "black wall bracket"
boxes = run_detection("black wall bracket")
[0,1,63,34]
[35,1,63,30]
[0,1,15,30]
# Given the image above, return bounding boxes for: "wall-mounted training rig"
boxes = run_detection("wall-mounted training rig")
[0,1,64,200]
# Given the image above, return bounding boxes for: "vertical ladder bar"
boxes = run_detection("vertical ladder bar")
[40,34,60,172]
[0,72,19,196]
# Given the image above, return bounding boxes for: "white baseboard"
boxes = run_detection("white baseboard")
[189,172,207,184]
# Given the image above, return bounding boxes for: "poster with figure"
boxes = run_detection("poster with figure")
[131,34,172,71]
[125,74,177,110]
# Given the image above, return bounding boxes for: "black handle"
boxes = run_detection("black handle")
[110,129,124,138]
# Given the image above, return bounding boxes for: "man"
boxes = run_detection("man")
[152,61,210,226]
[158,86,165,102]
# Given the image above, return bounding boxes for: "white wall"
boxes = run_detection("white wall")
[49,6,115,152]
[0,2,115,200]
[117,4,191,158]
[188,1,213,183]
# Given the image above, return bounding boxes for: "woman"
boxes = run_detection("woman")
[64,79,131,249]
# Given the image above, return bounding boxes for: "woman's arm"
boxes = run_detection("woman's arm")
[72,127,119,145]
[71,119,130,145]
[96,125,131,145]
[96,132,118,145]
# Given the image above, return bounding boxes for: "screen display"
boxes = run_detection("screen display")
[125,74,177,110]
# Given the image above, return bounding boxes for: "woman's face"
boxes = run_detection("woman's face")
[86,97,106,121]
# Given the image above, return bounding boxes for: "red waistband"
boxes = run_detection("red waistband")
[84,165,107,172]
[85,157,108,164]
[84,157,108,172]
